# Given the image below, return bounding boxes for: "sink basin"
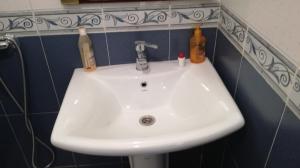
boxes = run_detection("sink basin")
[51,60,244,156]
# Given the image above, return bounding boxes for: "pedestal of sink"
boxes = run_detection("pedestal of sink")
[129,154,168,168]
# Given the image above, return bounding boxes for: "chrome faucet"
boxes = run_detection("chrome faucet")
[134,41,158,72]
[0,34,15,50]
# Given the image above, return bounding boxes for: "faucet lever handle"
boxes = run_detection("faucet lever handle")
[135,41,158,50]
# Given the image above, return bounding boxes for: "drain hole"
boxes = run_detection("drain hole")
[141,82,147,88]
[139,115,156,126]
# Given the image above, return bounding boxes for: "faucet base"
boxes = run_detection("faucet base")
[136,58,149,72]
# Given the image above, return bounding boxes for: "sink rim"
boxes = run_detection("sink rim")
[52,112,243,155]
[51,60,245,156]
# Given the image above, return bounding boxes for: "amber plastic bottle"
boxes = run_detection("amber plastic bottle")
[190,25,206,63]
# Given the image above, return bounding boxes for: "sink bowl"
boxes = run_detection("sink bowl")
[51,60,244,156]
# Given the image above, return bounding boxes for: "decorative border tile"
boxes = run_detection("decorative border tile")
[170,7,220,26]
[0,10,104,35]
[288,72,300,118]
[0,12,37,33]
[104,9,170,28]
[244,29,296,96]
[219,7,247,51]
[0,4,220,35]
[219,6,300,119]
[35,10,104,32]
[244,25,300,119]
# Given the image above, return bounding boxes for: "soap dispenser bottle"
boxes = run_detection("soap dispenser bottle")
[190,25,206,63]
[78,27,96,72]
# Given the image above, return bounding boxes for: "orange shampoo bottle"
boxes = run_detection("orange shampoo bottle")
[190,25,206,63]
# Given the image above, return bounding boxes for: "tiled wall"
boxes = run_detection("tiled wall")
[0,1,221,168]
[221,0,300,68]
[0,28,219,168]
[215,6,300,168]
[1,1,300,168]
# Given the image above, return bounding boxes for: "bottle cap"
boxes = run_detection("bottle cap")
[79,27,87,36]
[178,52,185,58]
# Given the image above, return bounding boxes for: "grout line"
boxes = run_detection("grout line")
[227,144,240,168]
[30,111,58,115]
[77,163,124,167]
[263,68,299,168]
[71,152,79,168]
[211,6,221,64]
[128,156,134,168]
[168,3,171,61]
[211,26,218,64]
[30,10,61,108]
[232,155,240,168]
[233,57,244,99]
[199,149,203,168]
[220,142,227,168]
[168,28,171,61]
[0,111,58,117]
[233,26,248,98]
[263,104,287,168]
[121,157,126,168]
[165,153,169,168]
[51,163,123,168]
[101,7,111,66]
[0,101,31,168]
[0,113,24,117]
[51,165,77,168]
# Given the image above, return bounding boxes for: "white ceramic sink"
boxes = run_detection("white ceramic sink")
[51,60,244,156]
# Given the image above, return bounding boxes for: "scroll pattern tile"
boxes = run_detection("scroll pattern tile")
[0,5,220,35]
[219,6,300,119]
[170,7,220,25]
[219,8,247,51]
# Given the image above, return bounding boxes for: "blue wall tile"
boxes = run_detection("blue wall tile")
[107,30,169,65]
[122,157,130,168]
[19,37,60,113]
[231,58,286,168]
[0,37,59,114]
[0,116,29,168]
[202,139,226,168]
[214,31,242,96]
[42,33,109,103]
[222,145,238,168]
[0,104,3,115]
[8,114,76,167]
[78,164,123,168]
[169,147,203,168]
[170,28,217,62]
[74,153,122,167]
[0,47,25,115]
[267,108,300,168]
[90,34,110,66]
[214,29,300,168]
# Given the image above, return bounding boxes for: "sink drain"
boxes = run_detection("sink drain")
[139,115,156,126]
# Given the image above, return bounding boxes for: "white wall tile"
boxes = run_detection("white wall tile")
[29,0,104,10]
[222,0,300,67]
[0,0,31,12]
[30,0,63,10]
